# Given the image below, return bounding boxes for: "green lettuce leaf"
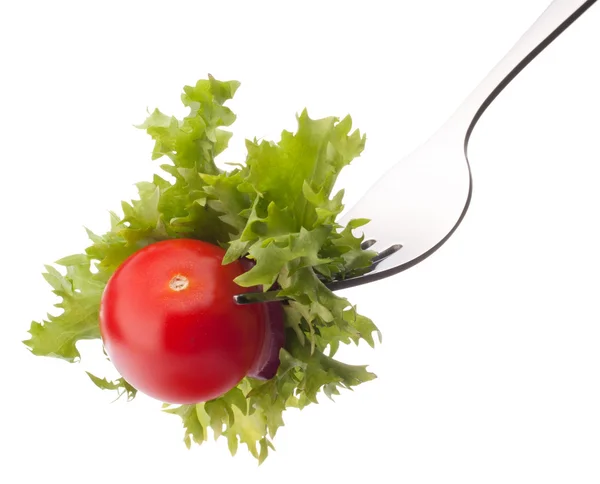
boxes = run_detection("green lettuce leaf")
[86,372,138,401]
[24,76,380,463]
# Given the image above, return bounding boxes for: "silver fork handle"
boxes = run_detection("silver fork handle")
[450,0,597,145]
[234,0,597,305]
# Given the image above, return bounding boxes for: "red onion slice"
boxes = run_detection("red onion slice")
[247,301,285,380]
[238,257,285,380]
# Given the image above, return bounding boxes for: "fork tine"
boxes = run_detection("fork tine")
[371,244,403,263]
[361,239,377,250]
[234,291,286,305]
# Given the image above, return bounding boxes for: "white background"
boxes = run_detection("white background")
[1,1,599,482]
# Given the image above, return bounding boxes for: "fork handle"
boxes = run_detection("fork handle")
[448,0,597,146]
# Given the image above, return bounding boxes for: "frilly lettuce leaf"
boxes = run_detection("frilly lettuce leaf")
[24,75,380,463]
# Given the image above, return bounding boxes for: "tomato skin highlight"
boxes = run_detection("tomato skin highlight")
[99,239,266,404]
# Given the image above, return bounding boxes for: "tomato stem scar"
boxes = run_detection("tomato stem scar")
[169,274,189,291]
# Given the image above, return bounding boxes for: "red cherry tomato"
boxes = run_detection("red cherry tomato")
[99,238,266,404]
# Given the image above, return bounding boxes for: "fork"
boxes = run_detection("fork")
[235,0,597,305]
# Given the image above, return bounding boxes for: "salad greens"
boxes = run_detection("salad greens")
[24,76,380,463]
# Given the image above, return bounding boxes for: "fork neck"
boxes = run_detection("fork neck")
[444,0,596,152]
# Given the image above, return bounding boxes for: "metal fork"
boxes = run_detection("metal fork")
[235,0,597,305]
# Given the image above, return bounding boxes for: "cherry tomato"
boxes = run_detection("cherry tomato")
[99,238,266,404]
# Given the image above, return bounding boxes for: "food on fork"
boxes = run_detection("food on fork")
[24,76,380,462]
